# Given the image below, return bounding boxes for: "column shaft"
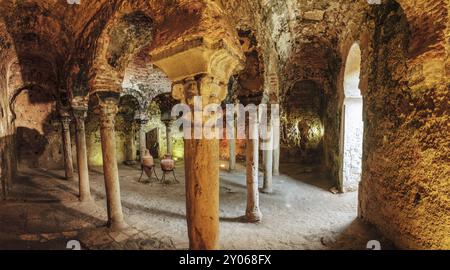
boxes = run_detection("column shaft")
[178,76,224,250]
[73,107,91,202]
[155,40,245,250]
[139,121,147,162]
[61,114,74,180]
[246,117,262,222]
[184,138,220,250]
[165,122,173,155]
[262,123,273,193]
[273,125,280,176]
[229,120,236,171]
[96,100,125,230]
[125,124,137,164]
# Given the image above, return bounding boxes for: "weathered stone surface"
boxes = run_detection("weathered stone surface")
[0,0,448,250]
[303,10,325,21]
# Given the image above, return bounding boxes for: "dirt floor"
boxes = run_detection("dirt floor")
[0,161,394,250]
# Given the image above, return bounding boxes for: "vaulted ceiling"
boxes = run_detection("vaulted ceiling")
[0,0,448,105]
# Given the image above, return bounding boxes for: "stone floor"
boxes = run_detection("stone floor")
[0,161,394,250]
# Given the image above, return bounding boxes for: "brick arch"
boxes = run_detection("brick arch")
[88,9,155,94]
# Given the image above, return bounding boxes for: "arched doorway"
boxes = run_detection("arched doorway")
[340,43,363,192]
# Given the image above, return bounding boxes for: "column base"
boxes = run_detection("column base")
[245,210,262,223]
[79,195,93,203]
[107,220,128,231]
[260,187,273,194]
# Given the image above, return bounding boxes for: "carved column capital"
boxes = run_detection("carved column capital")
[73,107,88,120]
[72,99,88,115]
[152,37,244,110]
[60,110,72,131]
[72,96,89,128]
[172,75,228,106]
[72,106,88,129]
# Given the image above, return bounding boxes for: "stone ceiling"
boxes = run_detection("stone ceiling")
[0,0,448,106]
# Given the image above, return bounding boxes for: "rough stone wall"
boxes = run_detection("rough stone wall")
[11,87,65,169]
[0,3,68,175]
[290,1,365,181]
[220,0,286,100]
[0,44,16,199]
[122,58,172,99]
[5,57,65,171]
[0,20,11,198]
[281,80,324,164]
[359,1,450,249]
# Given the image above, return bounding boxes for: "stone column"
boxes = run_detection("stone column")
[95,98,126,230]
[228,119,236,171]
[184,136,219,250]
[137,115,149,163]
[245,115,262,222]
[0,155,5,200]
[174,77,226,250]
[262,120,273,194]
[60,110,74,180]
[273,130,280,176]
[73,103,92,202]
[152,36,244,250]
[163,120,174,155]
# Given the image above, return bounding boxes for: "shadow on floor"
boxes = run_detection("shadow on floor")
[220,215,247,223]
[326,219,396,250]
[0,167,108,250]
[279,162,334,192]
[121,201,186,221]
